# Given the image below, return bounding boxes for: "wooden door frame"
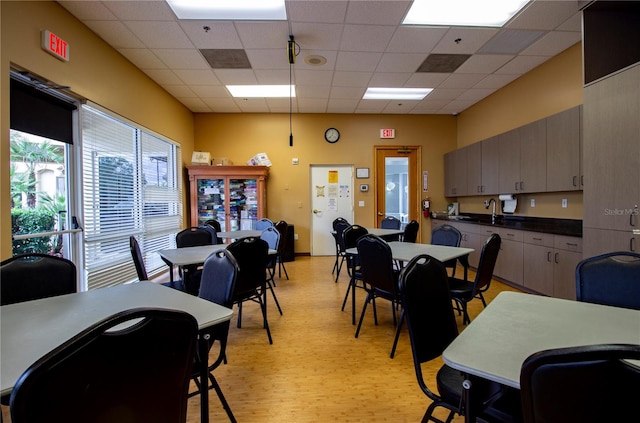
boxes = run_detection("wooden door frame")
[373,146,421,238]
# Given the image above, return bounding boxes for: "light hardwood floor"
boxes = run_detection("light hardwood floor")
[1,256,522,423]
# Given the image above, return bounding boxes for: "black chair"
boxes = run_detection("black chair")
[175,227,213,294]
[354,234,403,358]
[204,219,224,244]
[260,226,284,315]
[332,219,351,282]
[401,219,419,243]
[520,344,640,423]
[199,223,220,245]
[129,235,185,291]
[340,225,369,323]
[255,218,273,230]
[227,236,273,344]
[399,254,521,423]
[449,233,501,324]
[9,308,197,423]
[190,249,239,423]
[274,220,290,280]
[576,251,640,310]
[380,215,402,241]
[431,224,463,277]
[0,253,76,306]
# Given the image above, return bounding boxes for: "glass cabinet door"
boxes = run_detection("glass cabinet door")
[196,177,226,231]
[229,178,258,230]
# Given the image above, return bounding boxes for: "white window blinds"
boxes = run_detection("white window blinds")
[81,104,182,289]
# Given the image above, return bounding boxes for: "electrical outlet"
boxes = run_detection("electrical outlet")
[359,201,365,207]
[562,198,568,208]
[294,233,298,240]
[530,199,535,207]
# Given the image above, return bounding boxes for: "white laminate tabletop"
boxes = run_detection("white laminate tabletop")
[0,281,233,396]
[346,242,473,263]
[158,244,276,267]
[366,228,404,237]
[442,291,640,389]
[217,230,262,239]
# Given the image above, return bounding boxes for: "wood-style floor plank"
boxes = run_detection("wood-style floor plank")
[1,256,522,423]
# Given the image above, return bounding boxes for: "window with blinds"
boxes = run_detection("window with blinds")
[81,104,182,289]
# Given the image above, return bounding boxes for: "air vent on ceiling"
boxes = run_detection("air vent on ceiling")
[200,49,251,69]
[417,54,471,73]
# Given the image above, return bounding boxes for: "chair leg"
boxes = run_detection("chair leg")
[354,293,372,338]
[207,373,237,423]
[267,280,283,315]
[236,302,243,328]
[258,290,273,344]
[390,309,404,359]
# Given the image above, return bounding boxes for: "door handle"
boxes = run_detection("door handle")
[377,212,384,216]
[313,209,321,214]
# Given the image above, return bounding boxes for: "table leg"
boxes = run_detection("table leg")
[462,375,476,423]
[198,333,210,423]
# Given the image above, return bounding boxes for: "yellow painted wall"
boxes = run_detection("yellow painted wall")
[194,113,456,252]
[455,44,584,220]
[1,1,194,260]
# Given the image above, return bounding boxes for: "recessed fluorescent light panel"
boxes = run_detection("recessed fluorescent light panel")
[403,0,529,27]
[167,0,286,20]
[363,88,433,100]
[227,85,295,98]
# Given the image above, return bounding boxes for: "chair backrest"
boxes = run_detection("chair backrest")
[0,253,77,306]
[520,343,640,423]
[402,220,419,243]
[332,217,349,231]
[399,254,458,397]
[255,218,274,230]
[226,237,269,300]
[472,233,501,294]
[274,220,288,254]
[129,235,148,281]
[431,224,462,248]
[199,223,219,245]
[576,251,640,310]
[260,226,280,251]
[199,249,239,308]
[380,216,401,229]
[334,220,351,252]
[204,219,222,233]
[10,308,198,423]
[342,224,369,250]
[176,227,212,248]
[357,234,398,295]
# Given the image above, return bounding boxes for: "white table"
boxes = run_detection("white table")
[217,229,262,239]
[366,228,404,238]
[442,291,640,422]
[0,281,233,423]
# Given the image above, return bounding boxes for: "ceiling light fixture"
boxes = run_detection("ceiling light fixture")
[166,0,286,20]
[363,88,433,100]
[402,0,529,27]
[226,85,295,98]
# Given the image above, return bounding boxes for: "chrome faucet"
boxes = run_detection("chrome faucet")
[484,198,497,224]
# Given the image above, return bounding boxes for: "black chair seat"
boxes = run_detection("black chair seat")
[448,278,475,300]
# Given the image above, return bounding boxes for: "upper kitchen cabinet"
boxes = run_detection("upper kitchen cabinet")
[481,137,500,195]
[498,120,546,194]
[465,143,482,195]
[546,106,582,192]
[444,148,468,197]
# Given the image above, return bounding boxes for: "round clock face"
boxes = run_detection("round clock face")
[324,128,340,143]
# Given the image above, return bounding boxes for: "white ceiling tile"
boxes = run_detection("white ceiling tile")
[335,51,383,72]
[326,98,360,113]
[340,25,396,52]
[368,72,411,87]
[382,101,421,114]
[163,84,197,98]
[287,1,348,24]
[119,49,167,69]
[457,88,496,101]
[386,26,448,53]
[254,69,291,84]
[213,69,259,85]
[124,21,193,49]
[179,21,243,49]
[330,86,367,100]
[246,49,291,70]
[432,28,500,54]
[294,69,335,85]
[376,53,428,73]
[151,49,210,69]
[355,99,389,113]
[455,54,514,74]
[440,74,486,89]
[495,55,549,74]
[441,99,476,114]
[103,1,175,21]
[174,69,221,85]
[58,1,118,20]
[85,21,145,49]
[428,88,466,101]
[290,23,344,51]
[143,69,183,85]
[236,98,270,112]
[345,1,411,25]
[520,31,581,56]
[296,85,330,99]
[557,10,582,32]
[266,97,296,113]
[295,50,338,70]
[202,98,241,113]
[473,74,520,89]
[189,85,229,97]
[297,98,330,113]
[235,21,291,49]
[405,72,450,87]
[507,0,582,31]
[176,97,212,112]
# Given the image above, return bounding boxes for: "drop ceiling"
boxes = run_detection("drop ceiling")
[58,0,584,114]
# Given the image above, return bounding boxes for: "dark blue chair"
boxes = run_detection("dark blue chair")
[576,251,640,310]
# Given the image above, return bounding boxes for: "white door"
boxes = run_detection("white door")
[310,165,354,256]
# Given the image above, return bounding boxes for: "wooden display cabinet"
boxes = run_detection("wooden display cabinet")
[186,165,269,231]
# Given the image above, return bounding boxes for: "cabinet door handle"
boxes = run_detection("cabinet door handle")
[533,237,542,241]
[581,175,584,186]
[565,242,578,247]
[572,176,577,187]
[547,251,552,262]
[554,252,559,264]
[515,182,519,191]
[520,181,524,191]
[507,233,515,237]
[631,237,636,252]
[631,205,638,227]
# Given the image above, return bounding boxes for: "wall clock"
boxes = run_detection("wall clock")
[324,127,340,143]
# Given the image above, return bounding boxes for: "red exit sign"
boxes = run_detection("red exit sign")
[42,30,70,62]
[380,128,395,139]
